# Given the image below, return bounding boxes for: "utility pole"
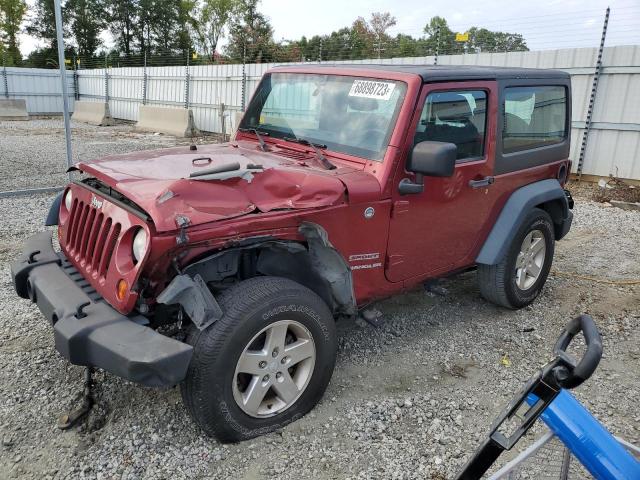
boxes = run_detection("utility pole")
[53,0,73,173]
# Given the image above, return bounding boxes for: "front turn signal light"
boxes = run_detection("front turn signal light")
[116,279,129,301]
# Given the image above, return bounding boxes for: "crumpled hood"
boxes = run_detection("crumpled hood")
[76,141,362,232]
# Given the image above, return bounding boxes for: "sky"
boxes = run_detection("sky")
[17,0,640,56]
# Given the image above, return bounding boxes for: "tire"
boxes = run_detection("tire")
[478,208,555,309]
[180,276,337,442]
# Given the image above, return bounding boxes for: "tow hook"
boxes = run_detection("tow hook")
[57,367,95,430]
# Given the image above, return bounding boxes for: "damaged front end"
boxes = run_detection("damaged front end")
[154,222,357,332]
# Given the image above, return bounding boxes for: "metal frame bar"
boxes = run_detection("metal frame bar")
[488,431,556,479]
[489,431,639,479]
[53,0,73,174]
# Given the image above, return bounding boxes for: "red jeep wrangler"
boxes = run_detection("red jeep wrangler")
[12,65,573,441]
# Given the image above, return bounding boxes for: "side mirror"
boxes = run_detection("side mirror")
[399,141,457,195]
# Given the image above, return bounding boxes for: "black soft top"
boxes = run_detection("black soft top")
[275,64,570,82]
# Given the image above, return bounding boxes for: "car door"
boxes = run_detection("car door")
[385,81,500,283]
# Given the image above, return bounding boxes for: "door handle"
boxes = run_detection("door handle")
[469,176,495,189]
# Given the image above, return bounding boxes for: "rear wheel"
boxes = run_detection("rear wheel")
[180,276,337,442]
[478,208,555,309]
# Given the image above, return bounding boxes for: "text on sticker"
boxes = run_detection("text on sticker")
[348,80,396,100]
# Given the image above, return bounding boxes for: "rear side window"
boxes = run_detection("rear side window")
[414,90,487,161]
[503,86,567,153]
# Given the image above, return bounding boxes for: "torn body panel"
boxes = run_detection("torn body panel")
[298,222,357,315]
[75,142,353,232]
[156,274,223,330]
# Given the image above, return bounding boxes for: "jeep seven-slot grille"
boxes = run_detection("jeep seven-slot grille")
[65,198,121,279]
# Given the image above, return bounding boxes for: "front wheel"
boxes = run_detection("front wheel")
[180,276,337,442]
[478,208,555,309]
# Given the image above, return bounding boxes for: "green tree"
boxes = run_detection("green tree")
[422,17,528,56]
[369,11,396,58]
[0,0,27,65]
[149,0,193,56]
[23,45,77,68]
[26,0,63,51]
[134,0,153,55]
[106,0,136,57]
[388,33,424,58]
[423,16,462,55]
[176,0,197,56]
[194,0,236,59]
[349,16,374,59]
[66,0,106,59]
[226,0,274,62]
[466,27,527,53]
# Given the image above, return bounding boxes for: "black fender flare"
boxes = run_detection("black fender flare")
[476,179,571,265]
[45,191,63,226]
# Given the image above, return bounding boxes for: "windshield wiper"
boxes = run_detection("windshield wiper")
[284,136,336,170]
[238,127,271,152]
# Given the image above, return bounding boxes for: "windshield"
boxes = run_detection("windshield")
[240,73,407,161]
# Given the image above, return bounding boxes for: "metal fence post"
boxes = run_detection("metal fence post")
[73,55,79,100]
[219,102,226,140]
[142,51,148,106]
[576,7,610,181]
[434,26,441,65]
[318,39,323,63]
[185,52,190,109]
[2,54,8,98]
[241,43,247,111]
[104,53,110,107]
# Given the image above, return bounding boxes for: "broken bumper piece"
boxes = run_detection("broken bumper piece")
[10,232,193,387]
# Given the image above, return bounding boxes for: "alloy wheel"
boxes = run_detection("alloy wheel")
[232,320,316,418]
[515,229,546,290]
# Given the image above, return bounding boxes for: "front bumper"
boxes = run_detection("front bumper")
[10,232,193,387]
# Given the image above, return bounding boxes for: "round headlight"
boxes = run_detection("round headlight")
[132,229,148,263]
[64,189,73,211]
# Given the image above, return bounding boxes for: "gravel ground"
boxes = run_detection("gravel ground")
[0,120,638,479]
[0,118,217,192]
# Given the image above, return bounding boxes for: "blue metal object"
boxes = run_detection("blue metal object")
[528,390,640,480]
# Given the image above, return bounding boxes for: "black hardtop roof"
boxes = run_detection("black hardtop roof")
[274,63,570,81]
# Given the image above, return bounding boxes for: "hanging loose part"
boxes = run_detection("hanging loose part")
[57,367,95,430]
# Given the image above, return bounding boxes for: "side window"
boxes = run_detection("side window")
[503,86,567,153]
[413,90,487,161]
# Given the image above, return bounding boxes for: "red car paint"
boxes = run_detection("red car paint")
[60,66,570,315]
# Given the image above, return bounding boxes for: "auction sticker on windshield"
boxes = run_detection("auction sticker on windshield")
[348,80,396,100]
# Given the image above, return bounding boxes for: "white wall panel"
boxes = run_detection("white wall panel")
[4,67,75,113]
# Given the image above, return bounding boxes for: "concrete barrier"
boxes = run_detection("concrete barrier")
[72,101,115,126]
[135,105,200,137]
[0,99,29,120]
